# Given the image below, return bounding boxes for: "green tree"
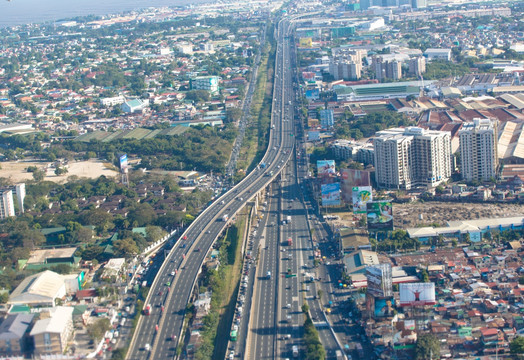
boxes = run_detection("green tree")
[87,318,111,342]
[420,268,430,283]
[510,336,524,355]
[415,333,440,360]
[32,169,45,181]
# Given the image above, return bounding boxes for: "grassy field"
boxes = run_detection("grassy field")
[236,23,276,175]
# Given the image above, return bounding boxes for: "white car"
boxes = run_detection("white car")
[171,271,175,276]
[145,344,151,351]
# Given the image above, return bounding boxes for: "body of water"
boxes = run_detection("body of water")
[0,0,199,28]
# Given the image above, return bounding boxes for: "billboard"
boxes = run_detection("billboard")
[317,160,336,176]
[399,283,436,306]
[352,186,373,213]
[366,263,393,298]
[374,298,395,318]
[299,37,313,48]
[340,169,371,203]
[308,131,320,141]
[321,183,341,206]
[366,201,393,231]
[119,154,128,171]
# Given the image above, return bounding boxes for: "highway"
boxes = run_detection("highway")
[126,17,296,360]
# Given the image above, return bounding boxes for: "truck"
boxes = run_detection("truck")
[286,268,296,278]
[292,345,299,357]
[267,271,271,279]
[143,304,151,316]
[287,238,293,246]
[222,214,229,222]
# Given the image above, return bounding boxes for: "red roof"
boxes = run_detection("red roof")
[480,328,498,337]
[76,289,97,299]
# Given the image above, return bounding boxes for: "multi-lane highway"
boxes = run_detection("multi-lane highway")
[126,17,296,360]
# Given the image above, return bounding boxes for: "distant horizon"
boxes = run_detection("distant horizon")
[0,0,207,28]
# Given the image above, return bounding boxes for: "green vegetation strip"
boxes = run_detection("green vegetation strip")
[193,209,248,360]
[303,309,326,360]
[236,22,276,176]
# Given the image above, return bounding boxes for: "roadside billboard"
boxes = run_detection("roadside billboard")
[399,283,436,306]
[340,169,371,203]
[366,263,393,298]
[308,131,320,141]
[119,154,128,171]
[317,160,336,176]
[374,298,395,318]
[366,201,393,231]
[321,183,341,206]
[352,186,373,213]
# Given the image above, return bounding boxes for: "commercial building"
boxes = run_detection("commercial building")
[8,270,66,307]
[100,95,125,107]
[459,118,498,182]
[320,109,335,129]
[0,190,15,219]
[30,306,74,356]
[121,99,148,113]
[190,76,220,94]
[374,127,452,190]
[424,48,452,61]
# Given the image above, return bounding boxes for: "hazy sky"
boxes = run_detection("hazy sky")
[0,0,193,28]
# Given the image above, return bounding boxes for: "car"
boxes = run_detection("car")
[125,306,130,312]
[165,282,171,286]
[195,248,201,252]
[145,344,151,351]
[158,291,163,296]
[229,351,235,360]
[170,271,175,276]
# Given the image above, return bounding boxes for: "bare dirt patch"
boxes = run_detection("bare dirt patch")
[393,201,524,228]
[0,160,119,184]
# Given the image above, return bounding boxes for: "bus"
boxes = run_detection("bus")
[230,330,238,342]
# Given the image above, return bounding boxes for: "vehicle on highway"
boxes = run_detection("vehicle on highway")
[292,345,299,357]
[170,271,175,276]
[144,343,150,351]
[165,281,170,286]
[266,271,271,279]
[143,304,151,315]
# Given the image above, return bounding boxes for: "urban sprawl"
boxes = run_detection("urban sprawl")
[0,0,524,359]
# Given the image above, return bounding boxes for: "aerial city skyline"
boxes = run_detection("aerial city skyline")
[0,0,523,359]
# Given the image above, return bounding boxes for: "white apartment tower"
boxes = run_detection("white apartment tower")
[459,118,498,182]
[374,127,452,190]
[0,190,15,219]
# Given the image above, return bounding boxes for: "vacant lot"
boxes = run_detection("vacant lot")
[327,201,524,229]
[1,160,119,184]
[394,201,524,228]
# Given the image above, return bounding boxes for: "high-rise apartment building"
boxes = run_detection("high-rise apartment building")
[408,57,426,76]
[411,0,427,8]
[374,57,402,81]
[0,190,15,219]
[459,118,498,182]
[329,60,362,80]
[374,127,452,190]
[330,49,366,80]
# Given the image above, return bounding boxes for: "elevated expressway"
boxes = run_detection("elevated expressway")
[126,17,295,360]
